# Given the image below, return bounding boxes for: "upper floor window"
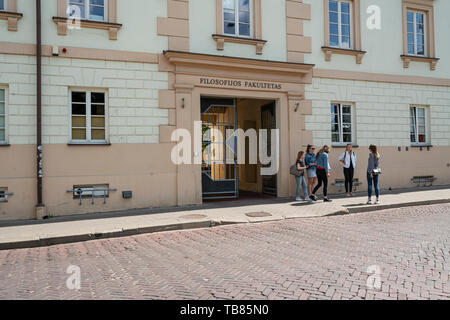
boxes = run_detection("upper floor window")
[410,106,428,145]
[0,0,7,11]
[223,0,251,37]
[328,0,352,49]
[70,90,107,144]
[407,11,426,56]
[67,0,107,22]
[0,88,6,144]
[331,103,354,145]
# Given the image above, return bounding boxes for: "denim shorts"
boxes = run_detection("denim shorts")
[306,168,317,178]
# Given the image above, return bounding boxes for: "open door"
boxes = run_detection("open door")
[261,102,277,196]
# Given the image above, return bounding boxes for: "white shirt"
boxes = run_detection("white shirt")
[338,151,357,169]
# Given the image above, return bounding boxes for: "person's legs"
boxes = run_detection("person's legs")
[373,174,380,198]
[344,168,350,193]
[323,172,328,198]
[295,176,301,198]
[348,167,354,194]
[367,172,373,198]
[313,170,324,195]
[301,175,308,199]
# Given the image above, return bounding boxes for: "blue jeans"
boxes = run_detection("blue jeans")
[367,172,380,198]
[295,175,308,198]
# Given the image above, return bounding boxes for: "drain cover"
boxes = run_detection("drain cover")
[180,214,207,220]
[245,212,272,218]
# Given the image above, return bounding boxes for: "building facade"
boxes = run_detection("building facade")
[0,0,449,220]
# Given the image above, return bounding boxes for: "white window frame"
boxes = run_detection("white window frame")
[407,10,427,57]
[66,0,108,22]
[410,105,429,146]
[0,0,7,12]
[331,102,355,146]
[0,86,8,145]
[69,88,108,145]
[223,0,252,38]
[329,0,353,49]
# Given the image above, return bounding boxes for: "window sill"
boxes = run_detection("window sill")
[322,47,367,64]
[68,142,111,146]
[410,144,432,148]
[0,11,23,31]
[0,143,11,147]
[52,17,122,40]
[401,55,439,71]
[212,34,267,55]
[331,144,359,148]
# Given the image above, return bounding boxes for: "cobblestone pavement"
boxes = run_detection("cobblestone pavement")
[0,204,449,300]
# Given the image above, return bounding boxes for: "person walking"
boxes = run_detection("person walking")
[338,144,357,197]
[367,144,381,204]
[294,151,309,201]
[311,145,332,202]
[305,145,317,200]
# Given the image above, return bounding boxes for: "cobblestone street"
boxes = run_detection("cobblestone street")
[0,204,449,300]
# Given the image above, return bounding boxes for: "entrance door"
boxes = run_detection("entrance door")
[201,97,238,199]
[261,102,277,196]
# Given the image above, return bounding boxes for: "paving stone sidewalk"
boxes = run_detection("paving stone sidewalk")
[0,186,449,250]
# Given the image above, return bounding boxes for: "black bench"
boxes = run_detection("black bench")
[332,179,363,192]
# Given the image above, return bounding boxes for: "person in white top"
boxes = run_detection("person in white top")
[338,144,357,197]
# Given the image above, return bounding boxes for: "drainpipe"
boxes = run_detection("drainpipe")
[36,0,45,217]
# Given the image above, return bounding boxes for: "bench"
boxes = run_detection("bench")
[332,179,363,193]
[411,176,436,187]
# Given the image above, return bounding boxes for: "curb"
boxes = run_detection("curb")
[0,199,448,251]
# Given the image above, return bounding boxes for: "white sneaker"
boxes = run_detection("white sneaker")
[375,199,380,204]
[296,197,302,201]
[367,199,372,205]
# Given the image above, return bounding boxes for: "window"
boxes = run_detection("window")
[410,106,428,145]
[407,11,425,56]
[331,103,354,145]
[67,0,107,22]
[328,0,352,49]
[70,90,107,144]
[0,187,10,203]
[0,0,6,11]
[223,0,251,37]
[0,88,6,144]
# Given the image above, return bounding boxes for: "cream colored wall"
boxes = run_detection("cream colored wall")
[0,54,169,145]
[303,0,450,79]
[189,0,287,61]
[0,0,168,52]
[306,77,450,147]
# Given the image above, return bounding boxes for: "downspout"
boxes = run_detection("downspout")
[36,0,45,218]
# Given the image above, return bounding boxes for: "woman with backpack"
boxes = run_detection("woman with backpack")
[311,145,332,202]
[304,145,318,200]
[367,144,381,204]
[338,144,357,197]
[294,151,309,201]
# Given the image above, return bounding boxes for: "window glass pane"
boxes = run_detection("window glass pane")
[417,108,425,118]
[89,5,105,21]
[407,33,414,45]
[332,133,340,143]
[407,44,414,55]
[224,21,236,34]
[342,105,351,114]
[239,0,249,11]
[239,23,250,36]
[91,104,105,116]
[329,23,338,35]
[68,1,85,19]
[239,11,250,23]
[92,129,105,140]
[342,114,351,124]
[407,11,413,23]
[341,13,350,25]
[72,129,86,140]
[343,134,352,142]
[223,0,235,10]
[410,134,416,143]
[72,91,86,103]
[416,13,423,24]
[341,36,350,48]
[72,116,86,127]
[0,0,4,11]
[417,46,424,55]
[91,117,105,127]
[224,11,235,22]
[330,35,339,47]
[340,2,350,14]
[329,1,338,12]
[0,102,4,115]
[0,116,4,128]
[332,123,339,134]
[329,12,338,23]
[72,104,86,115]
[0,129,4,141]
[407,22,413,33]
[341,25,350,38]
[0,89,4,101]
[343,124,351,133]
[91,92,105,103]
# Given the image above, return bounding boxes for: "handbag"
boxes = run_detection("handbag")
[290,164,303,177]
[371,167,382,176]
